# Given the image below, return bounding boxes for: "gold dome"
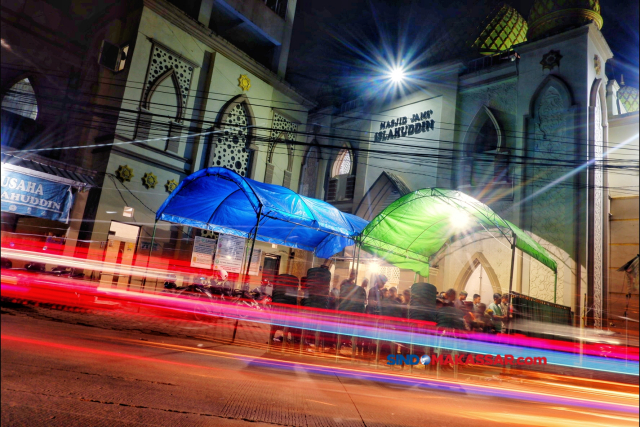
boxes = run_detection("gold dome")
[472,4,528,54]
[528,0,603,41]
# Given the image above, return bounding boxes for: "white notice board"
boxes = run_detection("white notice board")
[190,236,217,269]
[246,248,262,276]
[214,234,246,273]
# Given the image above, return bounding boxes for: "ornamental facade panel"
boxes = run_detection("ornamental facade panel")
[593,94,604,328]
[213,103,251,176]
[143,43,196,122]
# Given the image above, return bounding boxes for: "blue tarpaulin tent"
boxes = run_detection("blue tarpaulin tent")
[155,167,368,259]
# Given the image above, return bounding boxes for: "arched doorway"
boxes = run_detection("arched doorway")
[453,253,502,304]
[463,261,494,305]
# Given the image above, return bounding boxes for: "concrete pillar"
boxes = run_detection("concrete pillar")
[606,79,620,116]
[63,188,90,258]
[273,0,297,78]
[198,0,214,27]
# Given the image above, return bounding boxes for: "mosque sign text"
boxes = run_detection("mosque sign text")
[373,110,436,142]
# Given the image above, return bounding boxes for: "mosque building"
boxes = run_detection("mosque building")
[1,0,636,330]
[304,0,639,328]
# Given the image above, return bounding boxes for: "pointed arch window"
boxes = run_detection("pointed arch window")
[299,145,320,197]
[460,106,510,189]
[208,95,257,178]
[332,148,352,177]
[466,106,501,155]
[473,118,499,153]
[2,78,38,121]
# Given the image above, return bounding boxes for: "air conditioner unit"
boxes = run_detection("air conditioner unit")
[98,41,129,72]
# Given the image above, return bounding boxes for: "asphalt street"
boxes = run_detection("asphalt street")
[1,306,638,427]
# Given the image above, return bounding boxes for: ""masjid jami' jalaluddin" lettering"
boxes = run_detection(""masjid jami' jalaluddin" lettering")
[373,110,435,142]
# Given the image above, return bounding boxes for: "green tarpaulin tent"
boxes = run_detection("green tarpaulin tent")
[359,188,557,279]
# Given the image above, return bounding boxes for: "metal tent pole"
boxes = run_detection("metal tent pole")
[507,238,517,334]
[352,243,361,361]
[507,239,517,296]
[554,271,558,304]
[232,206,262,344]
[353,241,360,285]
[337,242,359,361]
[243,205,263,288]
[142,220,158,291]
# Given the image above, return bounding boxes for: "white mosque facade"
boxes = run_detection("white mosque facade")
[301,0,639,328]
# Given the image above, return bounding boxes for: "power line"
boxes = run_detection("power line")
[4,92,638,172]
[3,64,638,151]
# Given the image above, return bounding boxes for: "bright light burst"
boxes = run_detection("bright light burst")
[450,210,470,229]
[388,66,405,83]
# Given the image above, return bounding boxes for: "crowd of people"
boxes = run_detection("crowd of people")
[437,288,513,333]
[273,259,512,345]
[321,266,512,334]
[271,260,513,352]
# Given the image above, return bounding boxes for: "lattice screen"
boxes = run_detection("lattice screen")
[380,266,400,285]
[213,103,250,176]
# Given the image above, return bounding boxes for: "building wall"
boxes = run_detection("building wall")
[364,74,459,196]
[607,113,639,198]
[84,2,311,288]
[608,196,639,334]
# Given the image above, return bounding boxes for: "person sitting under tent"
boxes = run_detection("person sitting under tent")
[464,303,495,333]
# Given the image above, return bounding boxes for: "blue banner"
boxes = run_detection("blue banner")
[1,169,74,223]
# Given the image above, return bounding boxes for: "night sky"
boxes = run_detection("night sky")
[286,0,639,100]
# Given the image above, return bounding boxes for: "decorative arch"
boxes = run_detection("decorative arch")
[1,76,39,121]
[299,141,322,197]
[463,106,502,154]
[529,74,575,117]
[267,131,294,171]
[302,139,324,163]
[589,78,608,131]
[460,106,510,187]
[216,94,257,149]
[207,94,257,177]
[452,252,502,295]
[331,145,354,177]
[143,68,183,122]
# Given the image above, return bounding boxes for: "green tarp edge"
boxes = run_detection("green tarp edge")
[506,220,557,272]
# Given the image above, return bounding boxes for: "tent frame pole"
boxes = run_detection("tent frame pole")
[507,237,517,334]
[243,205,263,289]
[142,220,158,292]
[354,240,361,285]
[233,206,262,344]
[554,271,558,304]
[508,238,517,296]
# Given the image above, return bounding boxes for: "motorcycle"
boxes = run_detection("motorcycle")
[232,287,271,320]
[175,277,221,321]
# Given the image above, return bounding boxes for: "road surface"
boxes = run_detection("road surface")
[2,305,638,427]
